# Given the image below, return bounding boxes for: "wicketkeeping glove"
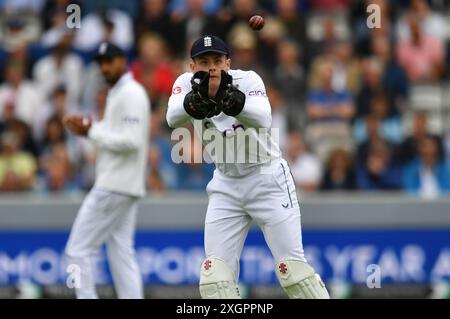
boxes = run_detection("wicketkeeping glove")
[216,70,246,117]
[183,71,222,119]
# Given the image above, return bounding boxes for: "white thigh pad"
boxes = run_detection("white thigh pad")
[199,258,241,299]
[275,260,330,299]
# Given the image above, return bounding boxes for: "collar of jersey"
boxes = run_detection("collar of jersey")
[111,72,132,92]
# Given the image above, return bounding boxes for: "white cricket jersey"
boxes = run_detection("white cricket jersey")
[88,72,150,197]
[167,69,281,177]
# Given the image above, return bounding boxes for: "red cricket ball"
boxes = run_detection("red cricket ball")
[249,15,265,31]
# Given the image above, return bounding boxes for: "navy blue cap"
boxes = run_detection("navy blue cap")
[95,42,125,62]
[190,35,229,58]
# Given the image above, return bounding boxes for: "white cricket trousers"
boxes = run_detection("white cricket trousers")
[65,188,143,299]
[204,158,306,281]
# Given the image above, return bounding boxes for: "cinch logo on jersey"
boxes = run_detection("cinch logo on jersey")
[170,120,280,164]
[248,90,267,97]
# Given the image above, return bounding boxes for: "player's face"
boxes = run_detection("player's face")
[98,57,127,85]
[191,53,231,88]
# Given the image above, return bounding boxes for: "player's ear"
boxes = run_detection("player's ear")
[189,60,195,72]
[225,58,231,71]
[117,56,127,71]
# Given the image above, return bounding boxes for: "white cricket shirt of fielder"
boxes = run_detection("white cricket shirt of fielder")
[88,72,150,197]
[167,69,281,177]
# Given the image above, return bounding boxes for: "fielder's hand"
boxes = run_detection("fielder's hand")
[217,70,245,116]
[183,71,222,119]
[191,71,210,98]
[63,114,91,136]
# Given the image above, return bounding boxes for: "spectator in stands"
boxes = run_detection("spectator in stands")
[202,0,260,41]
[307,16,341,61]
[80,62,104,113]
[33,29,83,106]
[371,34,409,115]
[330,40,362,95]
[0,87,39,160]
[39,115,67,156]
[75,139,96,192]
[39,113,82,175]
[73,8,134,52]
[147,145,166,192]
[0,130,36,191]
[147,105,178,191]
[40,1,75,48]
[276,0,306,46]
[305,59,355,161]
[356,114,384,163]
[77,0,139,18]
[399,111,437,164]
[354,93,402,146]
[0,97,18,128]
[258,17,287,71]
[356,139,402,190]
[41,0,77,31]
[396,14,445,82]
[33,85,76,142]
[0,60,41,127]
[356,58,387,117]
[1,35,32,82]
[171,0,223,16]
[351,0,396,57]
[403,135,450,199]
[285,131,322,192]
[39,142,77,192]
[176,159,215,191]
[308,0,350,12]
[396,0,447,45]
[444,132,450,170]
[75,85,109,191]
[183,0,210,43]
[227,23,269,79]
[321,148,356,190]
[174,126,214,191]
[130,33,175,104]
[266,84,288,153]
[135,0,186,55]
[4,118,38,158]
[0,13,42,52]
[274,38,306,128]
[308,41,361,95]
[0,0,45,12]
[91,84,108,122]
[230,0,259,23]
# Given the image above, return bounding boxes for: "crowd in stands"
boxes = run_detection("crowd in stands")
[1,0,450,199]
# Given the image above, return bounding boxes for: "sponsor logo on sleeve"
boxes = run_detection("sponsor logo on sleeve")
[172,86,182,95]
[122,116,140,124]
[248,90,267,97]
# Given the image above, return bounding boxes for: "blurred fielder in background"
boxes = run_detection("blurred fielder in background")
[63,42,150,299]
[167,35,329,299]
